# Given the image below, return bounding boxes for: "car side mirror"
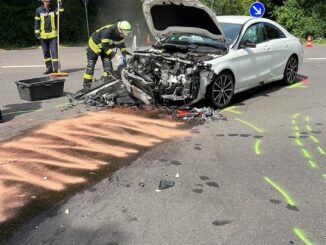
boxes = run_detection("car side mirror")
[243,39,256,48]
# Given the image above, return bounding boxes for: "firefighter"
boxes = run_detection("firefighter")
[82,21,132,93]
[34,0,63,74]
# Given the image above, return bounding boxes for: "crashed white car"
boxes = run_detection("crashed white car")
[121,0,304,108]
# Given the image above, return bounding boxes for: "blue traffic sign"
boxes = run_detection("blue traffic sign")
[249,2,265,18]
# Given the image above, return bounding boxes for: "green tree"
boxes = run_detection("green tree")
[275,0,326,38]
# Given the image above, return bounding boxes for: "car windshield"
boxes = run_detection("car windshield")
[219,22,242,45]
[163,34,226,50]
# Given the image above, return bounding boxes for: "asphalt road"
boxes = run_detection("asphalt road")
[1,45,326,245]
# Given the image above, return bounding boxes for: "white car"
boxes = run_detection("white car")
[121,0,304,108]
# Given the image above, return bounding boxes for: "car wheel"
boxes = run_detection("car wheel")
[283,55,298,85]
[207,71,234,108]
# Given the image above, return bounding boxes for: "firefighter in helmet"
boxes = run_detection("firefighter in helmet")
[82,20,132,93]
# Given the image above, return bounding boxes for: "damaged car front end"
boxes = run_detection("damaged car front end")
[121,0,228,107]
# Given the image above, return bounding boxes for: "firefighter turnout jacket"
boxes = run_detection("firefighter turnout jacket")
[88,24,128,58]
[34,2,64,39]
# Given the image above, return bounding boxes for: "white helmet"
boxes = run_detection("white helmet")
[118,21,132,37]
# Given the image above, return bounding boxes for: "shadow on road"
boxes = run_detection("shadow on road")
[232,74,309,106]
[1,102,42,123]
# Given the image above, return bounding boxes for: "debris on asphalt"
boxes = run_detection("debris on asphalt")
[64,209,70,214]
[138,182,145,187]
[175,173,180,178]
[158,179,175,190]
[43,176,48,180]
[31,195,37,199]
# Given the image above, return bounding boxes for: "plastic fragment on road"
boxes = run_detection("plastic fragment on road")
[175,173,179,178]
[159,179,175,190]
[65,209,69,214]
[43,176,48,180]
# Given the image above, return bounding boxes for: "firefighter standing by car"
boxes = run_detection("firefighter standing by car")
[34,0,63,74]
[82,21,132,93]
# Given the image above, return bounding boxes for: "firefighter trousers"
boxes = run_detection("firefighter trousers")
[83,48,114,91]
[41,38,59,72]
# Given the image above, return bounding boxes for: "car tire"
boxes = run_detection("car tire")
[283,55,298,85]
[206,71,235,109]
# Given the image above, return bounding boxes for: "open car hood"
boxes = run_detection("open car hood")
[143,0,225,41]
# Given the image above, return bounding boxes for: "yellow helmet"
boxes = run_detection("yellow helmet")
[118,21,132,37]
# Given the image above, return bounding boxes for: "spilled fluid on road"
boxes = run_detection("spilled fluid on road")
[0,108,189,241]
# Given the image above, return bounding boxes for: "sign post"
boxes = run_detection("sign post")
[249,1,265,18]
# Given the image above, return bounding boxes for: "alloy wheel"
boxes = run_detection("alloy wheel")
[285,56,298,84]
[211,73,234,108]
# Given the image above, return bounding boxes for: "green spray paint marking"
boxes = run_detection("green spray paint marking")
[305,116,311,122]
[55,103,70,109]
[264,177,296,206]
[308,160,317,169]
[235,118,264,133]
[291,119,297,125]
[309,135,319,144]
[293,126,300,131]
[254,139,262,155]
[295,139,303,147]
[293,228,315,245]
[222,106,242,115]
[317,146,326,155]
[306,125,312,131]
[287,82,307,89]
[292,113,301,119]
[301,148,312,159]
[2,108,43,116]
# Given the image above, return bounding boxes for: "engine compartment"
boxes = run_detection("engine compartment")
[122,49,217,105]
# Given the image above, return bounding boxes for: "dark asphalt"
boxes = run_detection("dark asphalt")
[1,45,326,244]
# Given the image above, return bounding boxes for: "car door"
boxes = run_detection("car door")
[234,22,271,89]
[263,22,289,81]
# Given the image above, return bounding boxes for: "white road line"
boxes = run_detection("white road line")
[306,58,326,60]
[1,65,45,68]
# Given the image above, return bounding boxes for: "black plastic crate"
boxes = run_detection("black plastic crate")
[15,77,65,101]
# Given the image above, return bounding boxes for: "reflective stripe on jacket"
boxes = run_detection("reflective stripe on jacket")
[88,24,127,56]
[34,5,63,39]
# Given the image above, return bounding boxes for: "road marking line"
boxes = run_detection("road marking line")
[309,135,319,144]
[287,82,307,89]
[293,126,300,131]
[308,160,317,169]
[254,139,262,155]
[293,228,315,245]
[306,125,312,131]
[307,58,326,60]
[1,65,45,69]
[301,148,312,159]
[235,118,264,133]
[222,106,242,115]
[2,109,43,116]
[264,177,296,206]
[317,146,326,155]
[54,103,70,109]
[292,113,301,119]
[295,139,303,146]
[295,132,301,138]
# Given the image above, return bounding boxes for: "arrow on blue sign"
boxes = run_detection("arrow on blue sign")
[249,2,265,18]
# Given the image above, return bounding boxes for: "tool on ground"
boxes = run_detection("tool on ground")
[51,0,69,77]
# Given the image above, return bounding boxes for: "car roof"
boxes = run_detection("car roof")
[216,15,255,24]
